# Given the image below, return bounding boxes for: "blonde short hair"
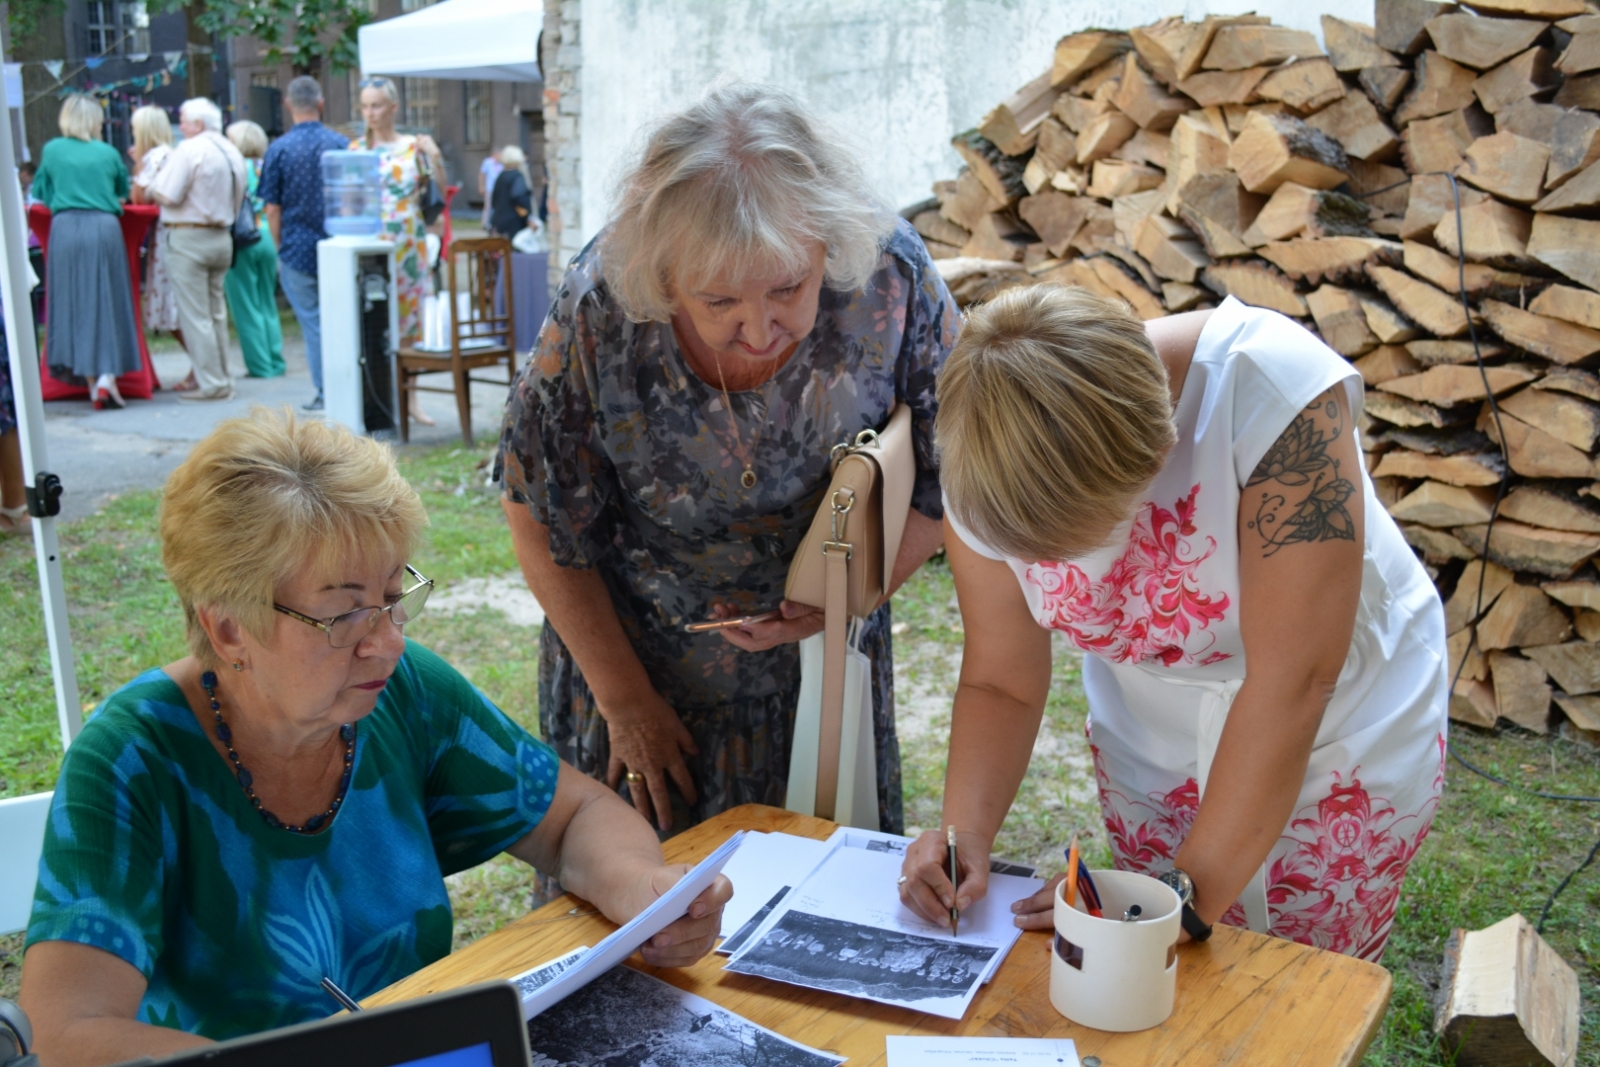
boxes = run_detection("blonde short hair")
[132,105,173,155]
[601,83,896,323]
[58,95,104,141]
[159,409,428,665]
[226,120,269,159]
[938,285,1177,562]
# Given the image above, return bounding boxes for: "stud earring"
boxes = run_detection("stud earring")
[232,660,244,672]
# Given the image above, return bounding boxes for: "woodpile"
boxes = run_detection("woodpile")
[911,0,1600,746]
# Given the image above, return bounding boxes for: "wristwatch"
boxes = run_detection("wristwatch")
[1156,867,1213,943]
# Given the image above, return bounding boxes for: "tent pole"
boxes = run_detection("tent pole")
[0,72,82,747]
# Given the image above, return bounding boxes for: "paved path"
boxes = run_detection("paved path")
[39,333,512,521]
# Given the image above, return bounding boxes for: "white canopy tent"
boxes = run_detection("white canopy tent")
[358,0,543,82]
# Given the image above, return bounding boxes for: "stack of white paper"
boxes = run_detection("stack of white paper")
[885,1036,1080,1066]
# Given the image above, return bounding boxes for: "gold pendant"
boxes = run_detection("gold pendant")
[741,468,757,490]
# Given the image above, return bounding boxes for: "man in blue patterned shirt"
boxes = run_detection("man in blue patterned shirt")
[260,76,350,411]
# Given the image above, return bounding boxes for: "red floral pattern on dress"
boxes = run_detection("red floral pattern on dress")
[1088,740,1438,961]
[1026,485,1231,666]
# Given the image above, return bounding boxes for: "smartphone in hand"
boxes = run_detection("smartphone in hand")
[683,610,781,633]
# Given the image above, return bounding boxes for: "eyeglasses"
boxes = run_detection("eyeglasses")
[274,565,434,649]
[358,77,392,89]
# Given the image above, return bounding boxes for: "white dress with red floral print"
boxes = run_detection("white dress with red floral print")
[949,297,1448,961]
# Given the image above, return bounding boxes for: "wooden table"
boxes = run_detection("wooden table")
[370,805,1392,1066]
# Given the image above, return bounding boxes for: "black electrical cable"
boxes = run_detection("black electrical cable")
[1351,172,1600,931]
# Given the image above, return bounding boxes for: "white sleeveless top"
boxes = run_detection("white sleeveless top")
[949,297,1448,958]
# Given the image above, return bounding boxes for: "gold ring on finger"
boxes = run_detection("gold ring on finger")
[625,771,645,783]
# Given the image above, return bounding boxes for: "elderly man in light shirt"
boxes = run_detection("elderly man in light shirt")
[147,97,249,402]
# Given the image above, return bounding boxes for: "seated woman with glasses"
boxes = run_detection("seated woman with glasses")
[17,408,732,1065]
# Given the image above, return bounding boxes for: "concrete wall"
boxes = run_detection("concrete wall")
[573,0,1377,258]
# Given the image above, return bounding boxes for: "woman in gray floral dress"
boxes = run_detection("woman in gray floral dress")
[494,85,959,836]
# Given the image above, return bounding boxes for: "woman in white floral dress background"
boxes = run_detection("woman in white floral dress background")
[129,105,191,389]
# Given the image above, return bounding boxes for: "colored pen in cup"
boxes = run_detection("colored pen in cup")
[321,976,363,1013]
[947,825,960,936]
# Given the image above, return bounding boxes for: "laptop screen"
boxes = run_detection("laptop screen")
[396,1044,494,1067]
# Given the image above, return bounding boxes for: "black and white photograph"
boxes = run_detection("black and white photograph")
[724,910,998,1011]
[718,886,791,956]
[511,948,586,1001]
[524,964,845,1067]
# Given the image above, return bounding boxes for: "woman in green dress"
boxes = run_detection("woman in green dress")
[224,120,286,378]
[18,409,731,1063]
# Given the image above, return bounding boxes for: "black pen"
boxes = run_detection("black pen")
[321,976,363,1013]
[947,825,960,936]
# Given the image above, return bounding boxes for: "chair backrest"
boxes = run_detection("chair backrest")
[445,236,515,358]
[0,792,53,936]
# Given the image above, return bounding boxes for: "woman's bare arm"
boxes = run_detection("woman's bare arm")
[20,942,211,1067]
[1175,385,1364,928]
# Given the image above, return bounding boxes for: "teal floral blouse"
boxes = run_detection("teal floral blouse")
[25,641,560,1040]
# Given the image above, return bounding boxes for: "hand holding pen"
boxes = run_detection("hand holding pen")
[896,825,992,931]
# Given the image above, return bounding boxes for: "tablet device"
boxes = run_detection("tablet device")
[139,983,528,1067]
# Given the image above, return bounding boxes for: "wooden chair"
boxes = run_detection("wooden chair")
[398,235,517,444]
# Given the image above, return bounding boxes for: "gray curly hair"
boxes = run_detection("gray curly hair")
[601,83,896,323]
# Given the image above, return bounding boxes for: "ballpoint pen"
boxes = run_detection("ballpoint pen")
[947,825,960,936]
[321,976,363,1013]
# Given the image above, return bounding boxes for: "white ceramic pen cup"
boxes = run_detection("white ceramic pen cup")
[1049,869,1182,1032]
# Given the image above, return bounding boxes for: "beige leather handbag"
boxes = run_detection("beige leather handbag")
[785,403,915,821]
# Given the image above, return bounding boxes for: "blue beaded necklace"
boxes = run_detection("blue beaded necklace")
[201,669,355,834]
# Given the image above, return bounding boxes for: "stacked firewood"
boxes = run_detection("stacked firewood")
[912,0,1600,744]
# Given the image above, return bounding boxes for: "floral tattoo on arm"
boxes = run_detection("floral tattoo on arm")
[1246,391,1357,557]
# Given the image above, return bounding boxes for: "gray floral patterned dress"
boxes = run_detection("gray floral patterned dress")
[494,219,959,835]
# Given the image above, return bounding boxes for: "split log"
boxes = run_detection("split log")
[1050,167,1089,197]
[1544,578,1600,610]
[1098,241,1161,291]
[1434,198,1533,267]
[1309,285,1382,355]
[1404,240,1497,296]
[1498,388,1600,450]
[1353,343,1420,382]
[1424,14,1548,70]
[1162,281,1205,311]
[1451,677,1499,726]
[1533,157,1600,212]
[1113,127,1173,169]
[1362,293,1425,344]
[1323,16,1402,73]
[1395,52,1482,126]
[1165,108,1233,213]
[1487,651,1555,731]
[1111,53,1193,130]
[1467,0,1589,13]
[979,70,1062,156]
[1066,202,1116,256]
[1501,486,1600,533]
[1457,516,1600,575]
[1378,363,1539,404]
[1376,424,1499,455]
[1175,173,1263,258]
[1575,608,1600,640]
[1199,260,1308,316]
[1536,366,1600,402]
[952,131,1029,205]
[1053,95,1109,134]
[1555,71,1600,108]
[1408,338,1506,365]
[1377,0,1459,56]
[1446,559,1517,631]
[1305,92,1399,160]
[1228,110,1349,193]
[1260,237,1401,285]
[1370,266,1471,337]
[1363,391,1452,425]
[1497,96,1566,147]
[1362,66,1415,112]
[1456,131,1550,204]
[1472,46,1556,114]
[1249,183,1375,242]
[1085,256,1166,320]
[960,212,1031,262]
[1529,284,1600,330]
[912,210,970,249]
[1390,480,1497,525]
[1401,174,1487,241]
[1407,523,1479,561]
[1085,159,1165,198]
[1112,188,1167,246]
[1255,58,1347,113]
[1032,119,1078,177]
[1524,641,1600,697]
[940,169,1002,231]
[1075,109,1140,165]
[1401,108,1479,174]
[1177,68,1270,107]
[1017,191,1096,257]
[1037,259,1121,302]
[1347,158,1411,216]
[1134,214,1211,282]
[1478,583,1574,648]
[1479,299,1600,363]
[1132,14,1270,85]
[1372,448,1504,484]
[1557,695,1600,745]
[1079,55,1127,100]
[1485,410,1600,478]
[1544,110,1600,188]
[1527,213,1600,291]
[1436,914,1581,1067]
[1202,25,1321,71]
[1557,31,1600,74]
[1052,31,1132,89]
[1449,626,1490,680]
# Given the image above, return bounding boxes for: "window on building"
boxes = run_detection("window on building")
[86,0,150,57]
[251,72,278,89]
[401,78,437,134]
[399,0,436,10]
[464,80,490,147]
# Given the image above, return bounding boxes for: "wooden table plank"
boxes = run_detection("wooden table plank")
[368,805,1391,1066]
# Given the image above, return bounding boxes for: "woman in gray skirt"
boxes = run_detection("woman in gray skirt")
[32,94,142,409]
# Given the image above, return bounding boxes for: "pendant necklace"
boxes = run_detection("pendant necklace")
[711,350,768,490]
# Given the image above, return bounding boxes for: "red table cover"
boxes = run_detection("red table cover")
[28,202,162,401]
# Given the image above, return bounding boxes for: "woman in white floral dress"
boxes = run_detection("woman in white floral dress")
[899,287,1447,962]
[129,105,189,387]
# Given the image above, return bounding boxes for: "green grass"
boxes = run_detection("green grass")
[2,441,1598,1065]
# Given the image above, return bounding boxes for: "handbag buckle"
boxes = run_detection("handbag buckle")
[822,540,853,560]
[853,427,881,449]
